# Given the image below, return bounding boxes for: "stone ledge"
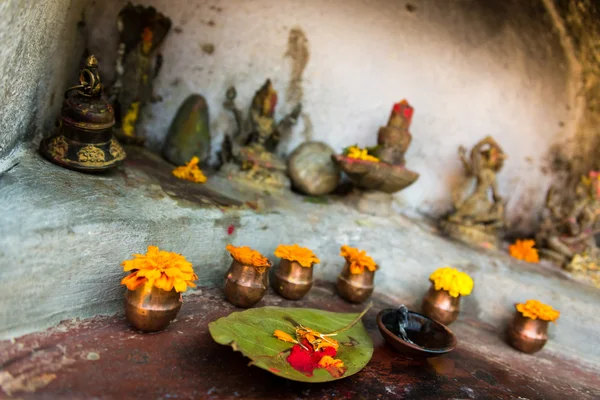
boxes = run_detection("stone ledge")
[0,147,599,370]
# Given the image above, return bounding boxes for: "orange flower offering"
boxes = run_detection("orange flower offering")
[172,156,207,183]
[340,245,378,274]
[429,267,474,298]
[516,300,560,322]
[274,244,320,267]
[226,244,271,272]
[509,239,540,263]
[121,246,198,293]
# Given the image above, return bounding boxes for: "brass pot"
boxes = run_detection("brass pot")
[421,284,461,325]
[124,284,182,332]
[336,262,375,304]
[224,259,270,308]
[507,312,549,354]
[272,259,313,300]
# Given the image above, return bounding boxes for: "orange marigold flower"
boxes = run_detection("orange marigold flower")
[516,300,560,322]
[344,145,380,163]
[172,156,207,183]
[273,330,297,344]
[120,246,197,293]
[340,245,378,274]
[274,244,320,268]
[509,239,539,263]
[226,244,272,273]
[317,355,344,369]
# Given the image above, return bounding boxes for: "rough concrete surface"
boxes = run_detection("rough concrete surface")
[0,0,85,168]
[0,148,598,371]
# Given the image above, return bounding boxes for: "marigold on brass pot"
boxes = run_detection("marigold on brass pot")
[509,239,540,263]
[121,246,198,292]
[274,244,320,267]
[429,267,473,298]
[340,245,378,274]
[172,156,207,183]
[516,300,560,322]
[344,145,380,163]
[226,244,271,273]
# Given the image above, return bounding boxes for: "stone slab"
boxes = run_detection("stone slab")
[0,147,599,372]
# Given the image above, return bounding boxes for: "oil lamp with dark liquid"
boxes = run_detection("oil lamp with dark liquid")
[40,55,126,172]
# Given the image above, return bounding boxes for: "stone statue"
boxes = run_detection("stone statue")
[441,136,507,248]
[536,171,600,266]
[218,79,301,189]
[109,2,172,145]
[332,100,419,194]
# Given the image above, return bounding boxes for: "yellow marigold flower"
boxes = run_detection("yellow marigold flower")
[274,244,320,268]
[345,145,380,163]
[226,244,272,273]
[429,267,474,298]
[172,156,207,183]
[273,329,297,344]
[121,246,198,293]
[122,102,140,137]
[516,300,560,322]
[509,239,540,263]
[318,355,344,369]
[340,245,378,274]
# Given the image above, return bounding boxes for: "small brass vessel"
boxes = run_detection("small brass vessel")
[421,284,461,325]
[336,262,375,304]
[40,55,126,172]
[124,284,181,332]
[224,259,270,308]
[507,312,549,354]
[272,259,313,300]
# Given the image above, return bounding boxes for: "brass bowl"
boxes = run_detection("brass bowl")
[224,259,270,308]
[272,259,313,300]
[507,312,549,354]
[336,262,374,304]
[376,308,457,358]
[124,285,182,332]
[421,284,461,325]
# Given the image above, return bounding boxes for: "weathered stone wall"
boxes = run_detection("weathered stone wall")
[81,0,578,234]
[0,0,86,169]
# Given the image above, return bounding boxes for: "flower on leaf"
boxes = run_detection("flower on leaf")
[273,329,297,344]
[340,245,378,274]
[344,145,380,163]
[274,244,320,267]
[509,239,540,263]
[172,156,207,183]
[516,300,560,322]
[121,246,197,293]
[429,266,473,298]
[226,244,271,273]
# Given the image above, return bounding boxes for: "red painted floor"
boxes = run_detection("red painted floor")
[1,284,598,399]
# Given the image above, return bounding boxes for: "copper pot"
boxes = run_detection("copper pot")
[272,259,313,300]
[507,312,549,354]
[421,284,461,325]
[224,259,270,308]
[336,262,374,304]
[124,284,182,332]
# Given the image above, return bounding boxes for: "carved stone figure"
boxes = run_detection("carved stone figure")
[332,100,419,194]
[536,171,600,266]
[218,80,301,189]
[108,2,172,145]
[441,136,507,248]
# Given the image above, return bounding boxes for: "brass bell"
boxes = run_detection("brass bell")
[40,55,126,172]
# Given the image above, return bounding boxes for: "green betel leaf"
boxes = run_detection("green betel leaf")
[208,306,374,382]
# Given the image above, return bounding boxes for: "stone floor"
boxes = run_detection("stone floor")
[0,285,598,399]
[0,146,599,397]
